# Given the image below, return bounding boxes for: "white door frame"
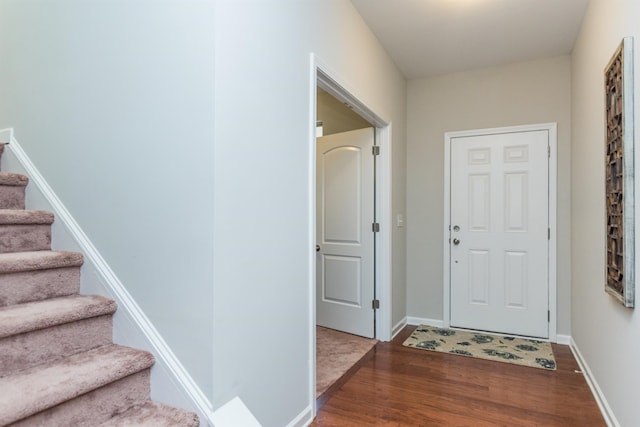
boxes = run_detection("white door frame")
[307,53,393,414]
[309,54,393,342]
[443,123,558,342]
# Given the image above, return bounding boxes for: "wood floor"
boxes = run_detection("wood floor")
[311,326,605,426]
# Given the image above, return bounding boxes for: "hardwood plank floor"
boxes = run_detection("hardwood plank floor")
[311,326,605,426]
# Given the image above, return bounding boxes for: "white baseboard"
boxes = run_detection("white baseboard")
[287,404,313,427]
[556,334,571,345]
[392,317,408,339]
[1,128,215,426]
[406,317,445,327]
[391,316,445,338]
[570,338,619,427]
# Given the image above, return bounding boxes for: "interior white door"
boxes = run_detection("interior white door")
[316,127,375,338]
[450,130,549,338]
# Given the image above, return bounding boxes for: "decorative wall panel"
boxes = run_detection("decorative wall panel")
[605,37,635,308]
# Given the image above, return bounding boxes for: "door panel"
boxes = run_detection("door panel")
[450,130,549,338]
[317,127,375,338]
[323,256,361,305]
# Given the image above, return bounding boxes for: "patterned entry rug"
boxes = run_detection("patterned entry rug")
[403,325,556,370]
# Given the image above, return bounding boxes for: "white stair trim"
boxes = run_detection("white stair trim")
[0,128,215,426]
[0,129,11,144]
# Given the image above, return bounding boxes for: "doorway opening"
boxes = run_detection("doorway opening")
[309,56,392,406]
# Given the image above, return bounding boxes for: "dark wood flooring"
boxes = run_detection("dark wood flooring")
[312,326,605,426]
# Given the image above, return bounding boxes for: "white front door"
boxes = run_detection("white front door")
[316,127,375,338]
[449,129,549,338]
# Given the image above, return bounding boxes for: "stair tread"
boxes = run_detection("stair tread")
[0,209,54,225]
[0,294,116,338]
[0,172,28,187]
[0,250,83,273]
[0,344,155,425]
[101,401,200,427]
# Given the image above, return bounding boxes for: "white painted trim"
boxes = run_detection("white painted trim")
[570,338,619,427]
[443,131,452,330]
[1,129,215,425]
[0,128,11,142]
[307,55,319,422]
[556,334,571,346]
[443,123,558,340]
[377,124,393,342]
[548,123,558,342]
[406,317,445,328]
[392,317,408,339]
[286,404,314,427]
[311,54,393,344]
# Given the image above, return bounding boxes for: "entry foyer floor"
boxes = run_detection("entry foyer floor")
[312,326,605,426]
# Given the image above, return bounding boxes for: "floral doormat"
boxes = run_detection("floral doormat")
[403,325,556,370]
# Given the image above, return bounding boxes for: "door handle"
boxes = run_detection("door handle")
[316,245,320,252]
[452,238,460,245]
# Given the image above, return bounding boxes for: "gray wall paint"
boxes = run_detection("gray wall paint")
[0,1,407,425]
[406,56,572,335]
[0,0,215,397]
[571,0,640,425]
[213,1,407,426]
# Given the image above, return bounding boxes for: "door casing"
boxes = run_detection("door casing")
[307,53,394,414]
[443,123,558,342]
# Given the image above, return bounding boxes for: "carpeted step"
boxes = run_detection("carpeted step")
[0,250,83,307]
[0,344,155,426]
[0,209,54,253]
[0,172,28,209]
[0,295,116,375]
[100,401,200,426]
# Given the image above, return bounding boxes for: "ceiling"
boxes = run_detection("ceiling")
[350,0,591,79]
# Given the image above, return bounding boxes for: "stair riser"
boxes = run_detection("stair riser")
[0,315,113,376]
[0,267,80,307]
[0,187,25,210]
[0,224,51,253]
[10,369,151,427]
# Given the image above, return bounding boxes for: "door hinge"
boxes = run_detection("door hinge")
[548,146,551,158]
[372,222,380,232]
[372,146,380,156]
[548,228,551,240]
[548,310,550,322]
[372,299,380,309]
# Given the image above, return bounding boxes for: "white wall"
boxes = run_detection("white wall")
[212,1,406,426]
[0,0,406,425]
[571,1,640,425]
[0,0,216,399]
[406,57,572,335]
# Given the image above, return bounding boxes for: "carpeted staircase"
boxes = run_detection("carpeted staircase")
[0,145,199,426]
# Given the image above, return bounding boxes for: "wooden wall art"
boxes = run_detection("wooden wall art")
[605,37,635,308]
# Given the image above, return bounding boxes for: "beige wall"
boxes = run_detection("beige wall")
[317,89,371,135]
[571,1,640,425]
[406,56,572,335]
